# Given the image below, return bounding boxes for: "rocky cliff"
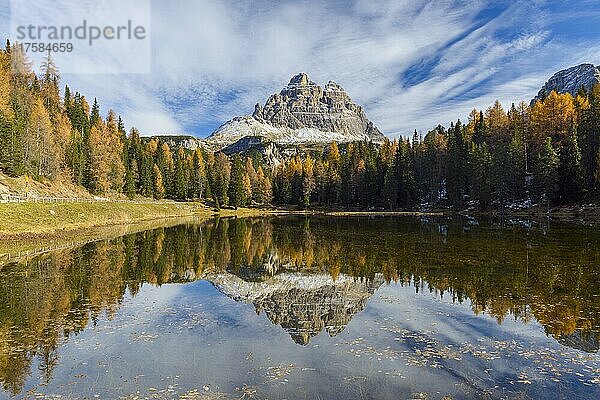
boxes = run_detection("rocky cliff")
[531,63,600,105]
[204,73,385,151]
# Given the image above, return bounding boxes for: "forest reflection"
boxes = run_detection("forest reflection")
[1,215,599,395]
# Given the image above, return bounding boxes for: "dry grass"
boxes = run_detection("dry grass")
[0,201,198,236]
[0,202,291,260]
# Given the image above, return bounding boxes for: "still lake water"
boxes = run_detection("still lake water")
[1,216,599,399]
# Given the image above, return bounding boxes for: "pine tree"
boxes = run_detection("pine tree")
[24,98,60,179]
[595,148,600,189]
[90,98,100,127]
[190,149,206,199]
[243,173,252,204]
[127,127,142,193]
[40,52,60,118]
[152,164,165,199]
[382,159,397,209]
[0,48,17,175]
[140,144,154,197]
[301,155,315,208]
[229,154,245,207]
[174,147,188,200]
[446,121,467,206]
[124,167,136,199]
[63,85,71,112]
[470,143,493,209]
[507,132,526,201]
[534,137,559,209]
[473,111,486,146]
[212,152,231,206]
[105,110,125,192]
[580,84,600,194]
[559,128,583,202]
[394,139,417,208]
[257,166,272,204]
[156,142,174,196]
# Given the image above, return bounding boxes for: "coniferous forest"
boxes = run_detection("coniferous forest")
[1,41,600,211]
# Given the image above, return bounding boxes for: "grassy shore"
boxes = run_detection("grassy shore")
[0,201,289,261]
[2,199,596,265]
[0,201,199,236]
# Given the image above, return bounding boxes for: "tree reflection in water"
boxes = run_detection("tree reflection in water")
[1,215,599,395]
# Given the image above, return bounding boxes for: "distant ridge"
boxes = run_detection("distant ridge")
[531,63,600,105]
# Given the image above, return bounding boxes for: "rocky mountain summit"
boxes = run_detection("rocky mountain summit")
[204,73,385,151]
[531,63,600,105]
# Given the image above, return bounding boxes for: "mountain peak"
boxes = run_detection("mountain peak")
[532,63,600,105]
[205,74,385,151]
[288,72,314,87]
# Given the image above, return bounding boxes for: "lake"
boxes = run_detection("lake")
[1,216,599,399]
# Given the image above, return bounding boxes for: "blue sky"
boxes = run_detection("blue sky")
[1,0,599,138]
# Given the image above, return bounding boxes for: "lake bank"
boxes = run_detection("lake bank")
[0,201,286,260]
[2,199,599,263]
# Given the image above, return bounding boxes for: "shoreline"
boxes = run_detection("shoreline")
[0,202,286,261]
[2,201,599,265]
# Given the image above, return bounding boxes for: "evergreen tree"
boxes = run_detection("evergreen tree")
[256,166,272,204]
[595,149,600,189]
[152,164,165,199]
[446,121,467,206]
[473,111,486,146]
[90,98,100,127]
[579,85,600,194]
[156,142,174,197]
[40,53,60,118]
[470,143,493,209]
[534,137,560,209]
[140,149,154,197]
[301,155,315,208]
[243,173,252,203]
[394,139,417,208]
[212,152,231,206]
[382,159,397,209]
[559,128,583,202]
[228,154,246,207]
[506,133,526,201]
[124,167,136,199]
[173,147,188,200]
[190,149,206,199]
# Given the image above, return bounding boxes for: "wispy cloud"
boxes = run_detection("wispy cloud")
[0,0,598,137]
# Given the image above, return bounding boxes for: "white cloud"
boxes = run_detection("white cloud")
[2,0,598,137]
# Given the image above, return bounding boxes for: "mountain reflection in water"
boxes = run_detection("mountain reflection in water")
[1,215,599,397]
